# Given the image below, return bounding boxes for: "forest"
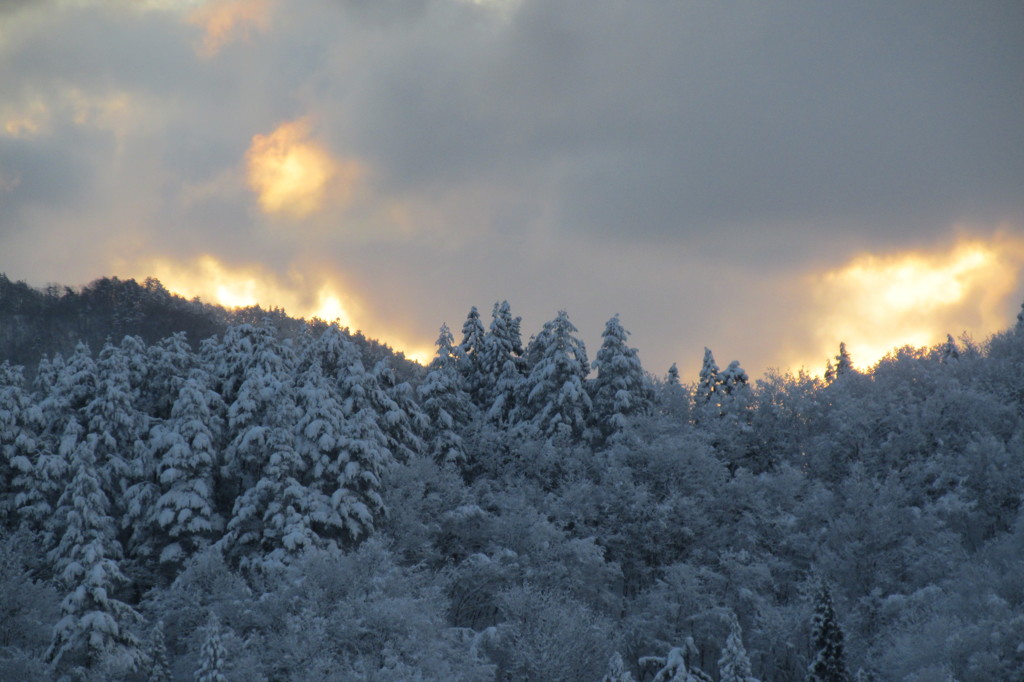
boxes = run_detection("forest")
[1,275,1023,681]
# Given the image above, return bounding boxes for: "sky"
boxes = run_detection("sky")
[1,0,1023,379]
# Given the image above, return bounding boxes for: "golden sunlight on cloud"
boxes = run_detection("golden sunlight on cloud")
[803,232,1024,372]
[245,118,362,218]
[186,0,272,58]
[134,255,434,364]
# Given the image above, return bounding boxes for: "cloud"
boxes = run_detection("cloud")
[245,117,363,218]
[0,0,1022,381]
[185,0,272,57]
[801,230,1024,372]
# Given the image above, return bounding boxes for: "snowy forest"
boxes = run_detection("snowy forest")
[1,276,1023,681]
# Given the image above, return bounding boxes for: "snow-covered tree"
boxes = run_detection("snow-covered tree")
[0,362,35,527]
[651,638,712,682]
[718,615,759,682]
[603,652,637,682]
[222,323,295,499]
[195,613,229,682]
[695,348,720,406]
[458,306,488,405]
[590,314,652,444]
[807,583,849,682]
[146,331,194,419]
[480,301,525,424]
[331,350,394,544]
[834,343,854,379]
[14,417,77,547]
[419,324,474,465]
[46,434,143,675]
[371,358,426,462]
[148,620,171,682]
[515,311,592,442]
[150,371,225,573]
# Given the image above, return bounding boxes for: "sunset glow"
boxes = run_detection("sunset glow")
[136,255,433,364]
[806,233,1024,372]
[186,0,272,58]
[245,118,360,218]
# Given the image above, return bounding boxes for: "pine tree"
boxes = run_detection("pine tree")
[458,306,488,406]
[195,613,229,682]
[834,343,854,378]
[46,435,143,674]
[480,301,525,424]
[370,359,425,462]
[590,314,652,444]
[807,583,849,682]
[149,620,172,682]
[603,651,636,681]
[718,615,758,682]
[150,371,224,573]
[418,324,473,465]
[515,311,592,442]
[938,334,960,363]
[0,362,36,528]
[695,348,720,406]
[146,331,195,419]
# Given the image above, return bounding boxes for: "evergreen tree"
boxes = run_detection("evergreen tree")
[480,301,525,424]
[46,435,143,675]
[370,359,425,462]
[695,348,720,406]
[328,345,393,544]
[149,620,172,682]
[515,311,592,442]
[590,314,652,444]
[418,324,473,465]
[150,371,224,573]
[14,416,77,547]
[807,583,849,682]
[0,362,35,527]
[938,334,960,363]
[458,306,488,405]
[195,613,229,682]
[834,342,854,378]
[146,331,194,419]
[718,615,758,682]
[603,652,636,682]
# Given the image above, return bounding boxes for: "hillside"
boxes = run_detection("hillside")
[1,284,1023,680]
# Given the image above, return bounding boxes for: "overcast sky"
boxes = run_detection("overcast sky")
[2,0,1023,378]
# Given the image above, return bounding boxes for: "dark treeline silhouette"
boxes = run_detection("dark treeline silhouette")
[1,280,1023,680]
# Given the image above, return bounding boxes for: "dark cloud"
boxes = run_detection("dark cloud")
[1,0,1022,376]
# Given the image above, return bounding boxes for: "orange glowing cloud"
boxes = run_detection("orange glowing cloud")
[245,117,362,218]
[186,0,272,58]
[132,255,433,364]
[803,231,1024,371]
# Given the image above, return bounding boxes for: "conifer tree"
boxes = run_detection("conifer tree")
[938,334,960,363]
[603,652,636,682]
[718,615,758,682]
[331,347,393,543]
[46,435,143,675]
[150,371,224,573]
[146,331,195,419]
[807,583,849,682]
[834,342,854,378]
[195,613,229,682]
[590,314,652,444]
[419,324,473,465]
[370,359,425,462]
[515,311,592,441]
[0,362,35,527]
[149,620,172,682]
[458,306,488,405]
[695,348,720,406]
[15,417,77,547]
[480,301,525,424]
